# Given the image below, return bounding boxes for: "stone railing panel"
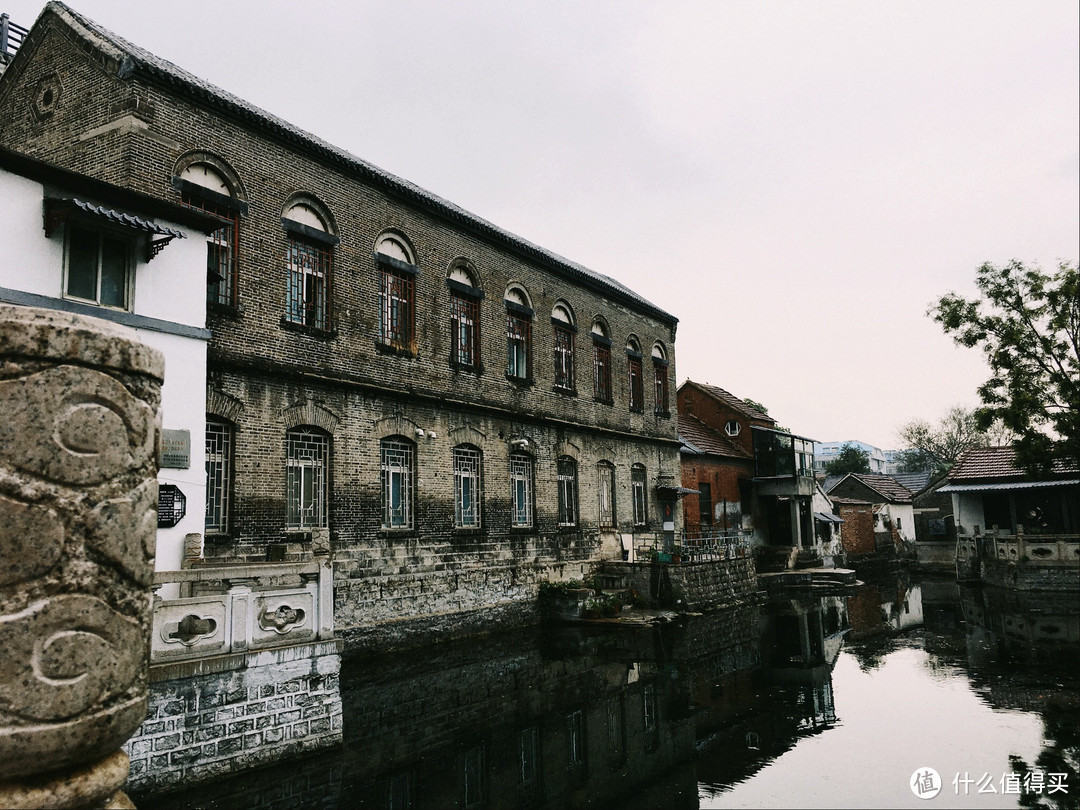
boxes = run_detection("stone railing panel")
[151,595,230,660]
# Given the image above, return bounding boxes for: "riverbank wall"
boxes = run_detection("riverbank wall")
[123,640,343,795]
[602,557,762,612]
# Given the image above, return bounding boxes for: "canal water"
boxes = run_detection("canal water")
[141,573,1079,810]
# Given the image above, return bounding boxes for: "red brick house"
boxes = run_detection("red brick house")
[678,413,754,539]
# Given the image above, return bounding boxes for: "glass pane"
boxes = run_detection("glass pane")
[99,234,127,307]
[66,226,98,300]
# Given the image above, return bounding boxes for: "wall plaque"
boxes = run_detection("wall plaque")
[160,429,190,469]
[158,484,187,528]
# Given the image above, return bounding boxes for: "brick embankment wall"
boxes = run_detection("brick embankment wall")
[980,560,1080,592]
[603,558,761,611]
[123,641,343,794]
[915,540,956,573]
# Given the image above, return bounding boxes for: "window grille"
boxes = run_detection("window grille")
[454,446,482,528]
[205,419,232,533]
[510,453,533,528]
[451,294,479,368]
[567,709,586,769]
[380,267,415,350]
[631,465,647,526]
[607,698,626,761]
[519,727,540,798]
[286,236,330,330]
[507,312,531,379]
[286,429,328,529]
[653,361,669,416]
[593,341,612,401]
[557,457,578,527]
[182,193,238,306]
[628,355,644,412]
[554,325,575,391]
[598,463,615,528]
[381,438,415,528]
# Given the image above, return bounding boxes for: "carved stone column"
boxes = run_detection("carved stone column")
[0,305,163,809]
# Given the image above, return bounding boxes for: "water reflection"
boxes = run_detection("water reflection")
[143,573,1079,810]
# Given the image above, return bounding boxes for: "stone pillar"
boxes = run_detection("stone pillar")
[0,305,163,809]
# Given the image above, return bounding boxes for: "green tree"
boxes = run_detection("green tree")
[824,443,871,475]
[896,406,1011,474]
[931,260,1079,474]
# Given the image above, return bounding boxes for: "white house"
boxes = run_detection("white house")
[0,146,223,580]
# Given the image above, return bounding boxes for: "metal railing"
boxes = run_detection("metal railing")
[1,14,29,66]
[150,559,334,663]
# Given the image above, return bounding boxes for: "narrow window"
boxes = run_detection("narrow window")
[698,481,713,527]
[179,163,240,306]
[286,428,329,530]
[283,202,333,331]
[454,445,482,528]
[376,235,418,353]
[627,350,644,413]
[65,224,130,309]
[463,744,486,809]
[450,292,480,369]
[631,464,647,527]
[557,457,578,527]
[507,311,532,380]
[607,697,626,762]
[381,438,415,529]
[519,726,540,800]
[205,419,233,534]
[592,322,612,402]
[567,709,586,771]
[510,453,534,528]
[652,345,670,416]
[553,303,576,392]
[643,684,659,752]
[598,462,615,528]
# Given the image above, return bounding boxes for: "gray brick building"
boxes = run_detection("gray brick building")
[0,2,682,649]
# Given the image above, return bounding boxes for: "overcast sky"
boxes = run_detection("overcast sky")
[7,1,1077,448]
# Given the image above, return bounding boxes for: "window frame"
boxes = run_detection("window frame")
[557,457,578,528]
[553,323,576,393]
[653,358,670,417]
[205,418,233,535]
[598,461,616,528]
[285,427,329,531]
[631,464,648,527]
[376,253,419,355]
[450,290,481,371]
[381,437,416,530]
[453,445,483,529]
[510,452,534,529]
[593,337,613,403]
[178,172,242,308]
[63,221,133,311]
[506,305,533,383]
[284,231,332,331]
[627,353,644,413]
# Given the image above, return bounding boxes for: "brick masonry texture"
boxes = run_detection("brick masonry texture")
[604,558,762,612]
[122,644,343,794]
[0,7,684,650]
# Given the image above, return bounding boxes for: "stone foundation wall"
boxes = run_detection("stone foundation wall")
[915,540,955,572]
[603,558,761,611]
[979,560,1080,592]
[123,640,343,794]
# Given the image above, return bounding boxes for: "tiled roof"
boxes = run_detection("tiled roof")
[682,381,774,423]
[677,414,753,460]
[847,473,915,504]
[947,446,1080,482]
[43,2,676,325]
[891,471,933,494]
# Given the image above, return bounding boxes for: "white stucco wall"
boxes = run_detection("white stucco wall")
[1,165,208,576]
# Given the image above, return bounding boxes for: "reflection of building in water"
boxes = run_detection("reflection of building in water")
[961,583,1080,665]
[846,574,924,640]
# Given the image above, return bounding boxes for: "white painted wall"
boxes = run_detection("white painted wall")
[952,492,985,535]
[1,165,209,577]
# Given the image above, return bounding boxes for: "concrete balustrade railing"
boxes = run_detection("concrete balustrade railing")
[150,559,335,663]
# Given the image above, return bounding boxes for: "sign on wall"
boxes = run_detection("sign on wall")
[158,484,187,528]
[160,429,190,469]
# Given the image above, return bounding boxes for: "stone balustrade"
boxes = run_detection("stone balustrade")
[151,560,334,663]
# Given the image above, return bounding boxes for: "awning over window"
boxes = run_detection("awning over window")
[44,197,186,261]
[656,485,700,499]
[814,511,844,523]
[937,479,1080,493]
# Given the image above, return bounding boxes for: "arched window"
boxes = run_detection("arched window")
[597,461,616,528]
[652,343,670,417]
[381,436,416,528]
[453,444,482,528]
[286,427,329,530]
[591,319,612,403]
[631,464,648,526]
[205,417,234,534]
[552,303,576,393]
[510,451,534,528]
[505,286,533,382]
[178,161,242,307]
[448,263,482,371]
[557,456,578,527]
[283,200,336,331]
[626,337,644,413]
[375,232,419,354]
